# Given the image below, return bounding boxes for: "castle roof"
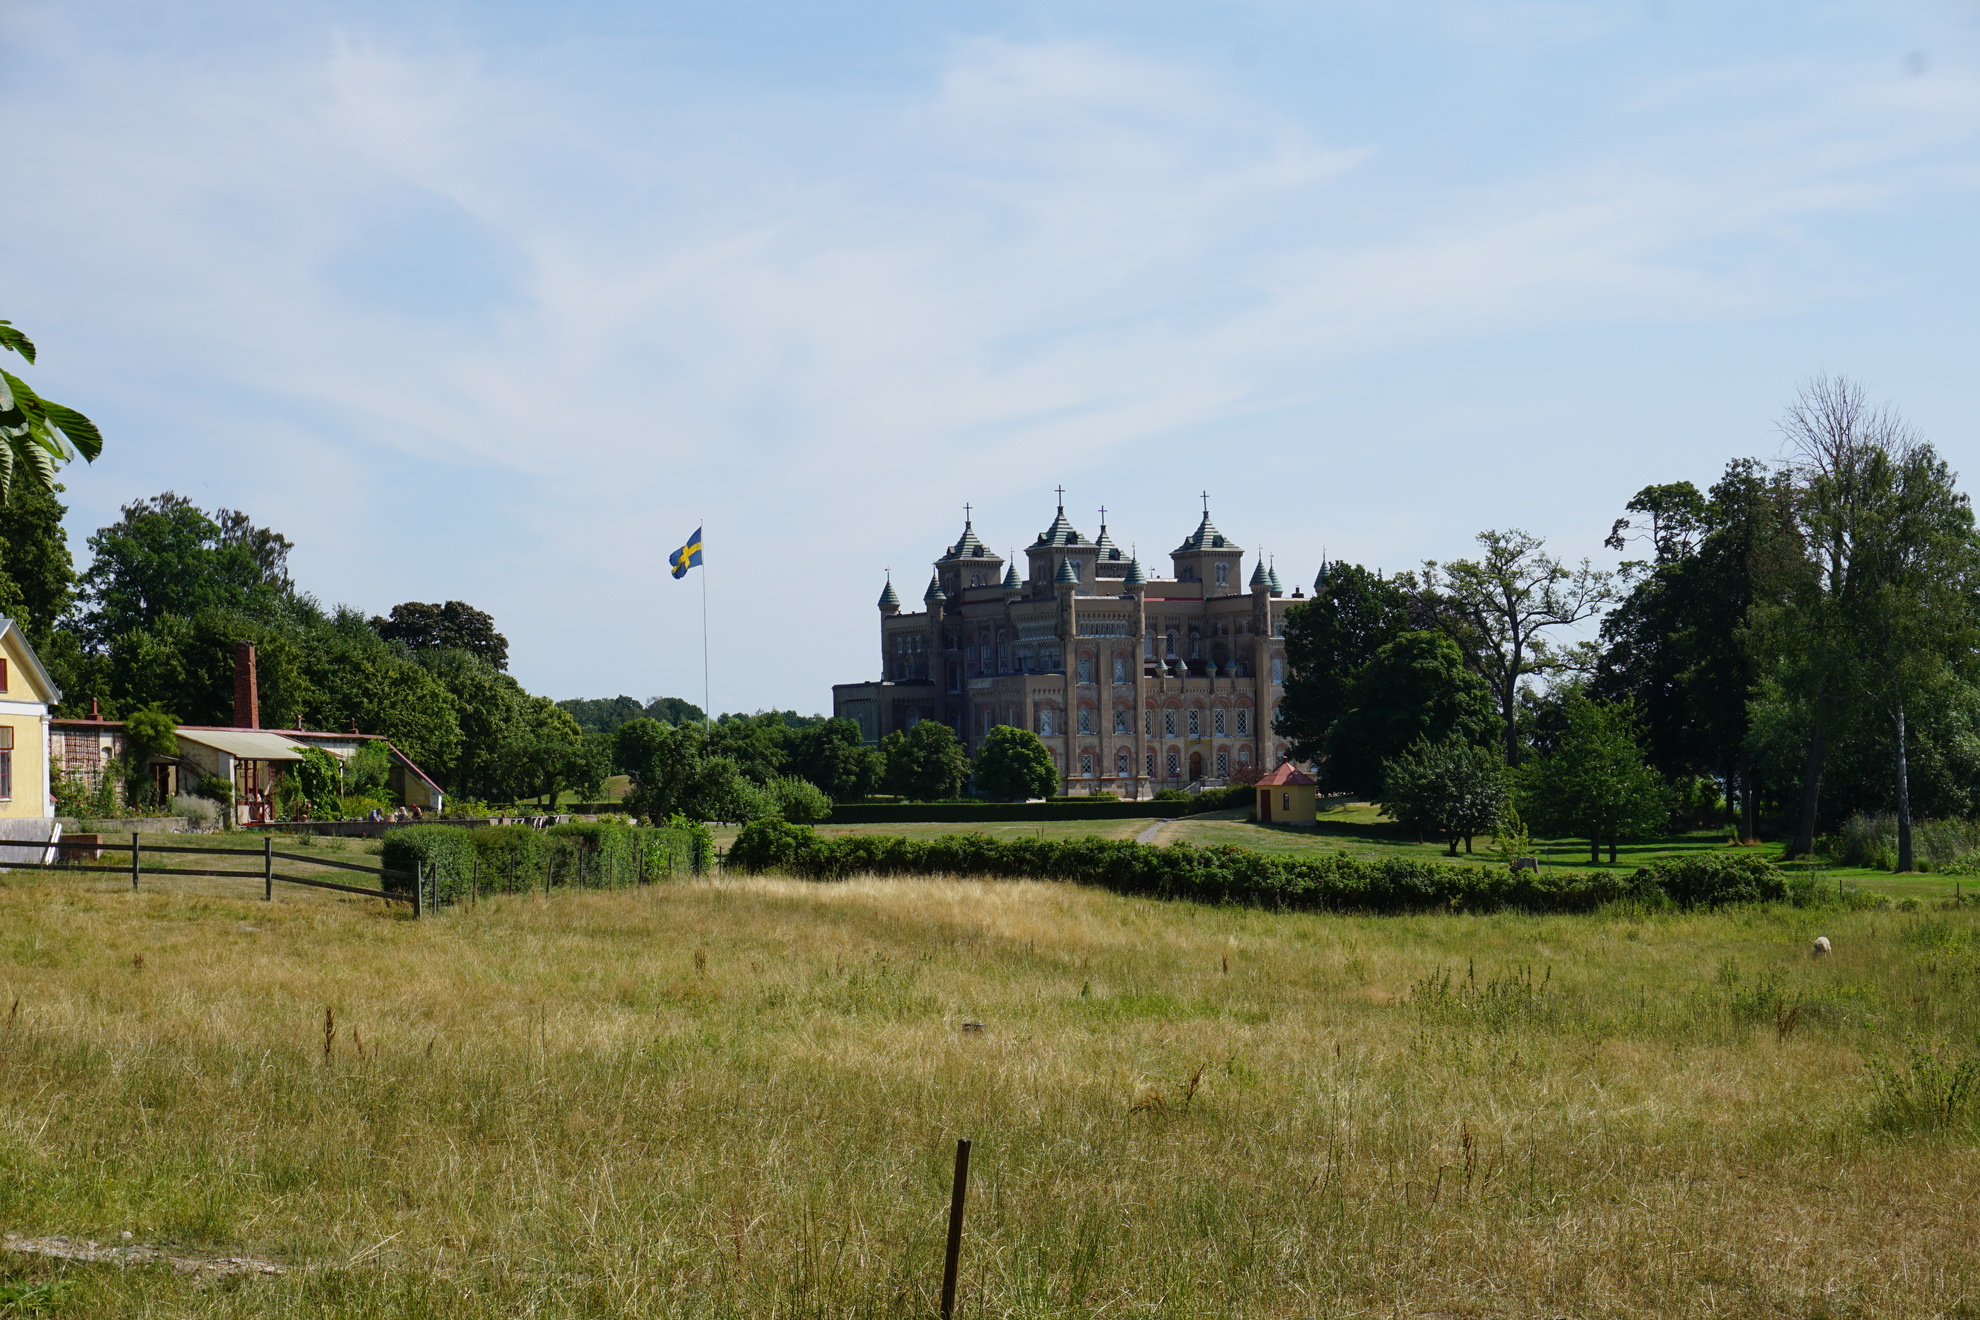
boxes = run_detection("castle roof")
[1030,504,1087,549]
[939,519,995,562]
[1124,557,1146,586]
[1267,564,1283,593]
[878,578,901,610]
[1002,564,1021,589]
[1093,524,1126,563]
[1249,559,1271,588]
[1054,557,1079,584]
[923,573,946,605]
[1175,511,1240,555]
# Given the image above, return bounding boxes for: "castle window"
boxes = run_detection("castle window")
[1237,744,1252,766]
[1038,707,1056,737]
[1236,709,1249,736]
[1146,751,1157,778]
[1214,709,1227,736]
[1188,628,1201,660]
[1113,710,1130,735]
[1164,710,1177,737]
[1078,708,1094,734]
[997,640,1008,670]
[1215,563,1229,586]
[1165,629,1179,658]
[1080,751,1094,777]
[1217,748,1229,776]
[1166,749,1180,778]
[1145,627,1157,659]
[1144,710,1153,736]
[1272,656,1285,684]
[1187,709,1201,736]
[1077,658,1094,684]
[1116,748,1131,776]
[1112,655,1128,684]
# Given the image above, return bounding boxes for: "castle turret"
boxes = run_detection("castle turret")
[878,576,901,615]
[1171,506,1244,592]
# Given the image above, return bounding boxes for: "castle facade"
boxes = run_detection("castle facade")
[831,500,1300,798]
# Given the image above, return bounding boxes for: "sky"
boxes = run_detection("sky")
[6,0,1979,714]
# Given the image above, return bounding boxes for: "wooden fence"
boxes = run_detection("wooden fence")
[33,835,425,916]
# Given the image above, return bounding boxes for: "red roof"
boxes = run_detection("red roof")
[1256,762,1316,787]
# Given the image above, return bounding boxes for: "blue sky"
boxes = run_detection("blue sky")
[6,0,1978,713]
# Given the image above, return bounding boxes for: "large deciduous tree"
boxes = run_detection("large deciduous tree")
[1375,737,1508,855]
[1320,632,1497,798]
[1518,695,1668,865]
[1275,562,1412,764]
[973,725,1058,801]
[881,720,971,801]
[373,600,510,670]
[1417,529,1614,766]
[79,494,292,647]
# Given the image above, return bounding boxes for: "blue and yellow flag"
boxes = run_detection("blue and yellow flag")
[669,526,704,580]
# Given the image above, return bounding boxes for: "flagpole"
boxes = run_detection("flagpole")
[700,517,711,732]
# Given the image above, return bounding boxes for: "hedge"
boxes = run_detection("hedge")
[383,820,711,906]
[726,821,1804,916]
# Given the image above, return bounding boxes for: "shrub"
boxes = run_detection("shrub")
[725,826,1806,918]
[765,776,832,823]
[170,794,221,832]
[194,774,235,805]
[382,820,710,904]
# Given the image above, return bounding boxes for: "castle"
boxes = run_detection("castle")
[832,497,1301,798]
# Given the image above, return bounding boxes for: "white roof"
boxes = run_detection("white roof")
[174,729,311,761]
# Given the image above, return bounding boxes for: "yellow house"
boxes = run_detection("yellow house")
[0,616,61,820]
[1254,760,1317,824]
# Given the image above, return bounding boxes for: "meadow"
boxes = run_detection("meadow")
[0,860,1977,1317]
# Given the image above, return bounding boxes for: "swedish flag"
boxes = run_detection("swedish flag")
[669,526,704,580]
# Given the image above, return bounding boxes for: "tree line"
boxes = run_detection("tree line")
[1276,378,1980,869]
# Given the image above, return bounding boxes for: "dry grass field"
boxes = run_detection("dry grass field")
[0,865,1977,1317]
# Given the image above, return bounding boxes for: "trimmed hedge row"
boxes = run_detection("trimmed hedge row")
[824,800,1187,824]
[727,821,1801,915]
[383,820,710,905]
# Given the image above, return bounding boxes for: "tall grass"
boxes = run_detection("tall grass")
[1822,812,1980,872]
[0,872,1976,1316]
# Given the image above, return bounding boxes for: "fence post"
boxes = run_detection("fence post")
[263,836,273,902]
[415,862,425,919]
[940,1138,972,1320]
[130,832,140,891]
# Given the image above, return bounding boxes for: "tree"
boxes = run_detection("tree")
[1518,695,1669,864]
[785,718,884,802]
[556,696,649,737]
[973,725,1058,800]
[614,718,709,822]
[0,319,102,499]
[1771,377,1980,865]
[706,713,791,785]
[765,776,833,823]
[1376,738,1508,855]
[121,703,179,810]
[0,481,76,647]
[1320,632,1497,798]
[1417,529,1615,766]
[78,494,293,647]
[645,696,707,726]
[373,601,509,670]
[882,720,970,800]
[1276,562,1412,763]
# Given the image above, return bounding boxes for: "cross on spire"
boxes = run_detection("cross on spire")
[1097,504,1107,528]
[1055,484,1066,511]
[1200,490,1210,514]
[963,502,972,528]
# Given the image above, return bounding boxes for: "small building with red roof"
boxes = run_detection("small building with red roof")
[1254,760,1316,824]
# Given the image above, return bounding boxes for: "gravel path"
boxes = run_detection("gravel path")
[1133,820,1168,846]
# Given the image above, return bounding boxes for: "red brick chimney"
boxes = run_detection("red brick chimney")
[233,642,260,729]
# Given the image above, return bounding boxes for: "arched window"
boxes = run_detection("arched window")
[1077,657,1094,684]
[1078,708,1094,734]
[1237,744,1252,767]
[1271,656,1285,684]
[1215,562,1229,586]
[1144,710,1154,736]
[1166,749,1180,778]
[1214,708,1227,736]
[1188,628,1201,659]
[1112,655,1129,684]
[1164,710,1177,736]
[1187,708,1201,736]
[1282,792,1291,812]
[1236,709,1249,736]
[1038,706,1056,737]
[1166,629,1179,658]
[1116,748,1131,776]
[1113,710,1130,735]
[1080,751,1094,777]
[1217,748,1229,775]
[1146,751,1157,778]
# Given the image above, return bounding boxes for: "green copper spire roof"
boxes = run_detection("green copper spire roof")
[923,573,946,605]
[1249,559,1271,588]
[939,515,993,562]
[1174,509,1240,555]
[878,577,901,611]
[1268,564,1283,594]
[1124,557,1146,586]
[1054,557,1079,585]
[1093,520,1124,563]
[1002,563,1021,589]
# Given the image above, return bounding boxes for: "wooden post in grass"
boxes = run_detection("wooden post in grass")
[263,836,273,902]
[940,1137,971,1319]
[130,832,139,891]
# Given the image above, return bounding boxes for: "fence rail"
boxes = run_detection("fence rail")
[31,836,422,916]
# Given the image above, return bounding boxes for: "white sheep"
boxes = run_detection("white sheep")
[1811,936,1832,957]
